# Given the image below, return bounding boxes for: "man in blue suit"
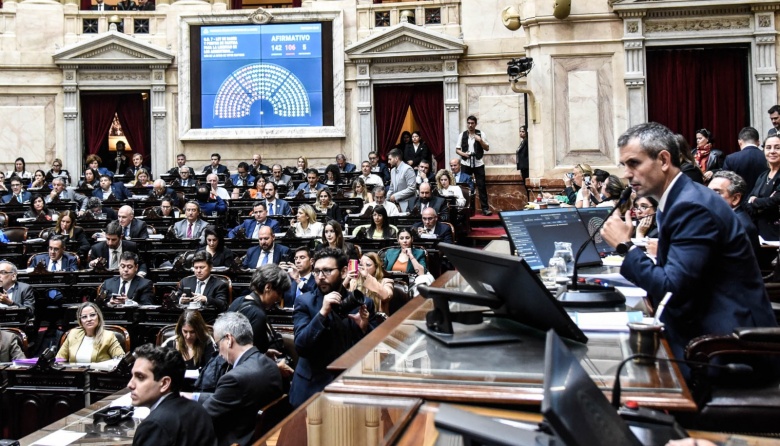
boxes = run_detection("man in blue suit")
[368,151,391,183]
[2,178,31,203]
[288,169,327,198]
[229,162,256,187]
[722,126,768,192]
[601,122,776,369]
[30,235,78,271]
[449,157,475,193]
[227,202,280,239]
[336,154,356,173]
[289,248,373,407]
[92,174,133,201]
[263,182,293,216]
[282,247,316,308]
[242,226,291,269]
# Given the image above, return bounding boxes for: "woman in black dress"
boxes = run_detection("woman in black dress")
[197,226,235,268]
[404,131,432,168]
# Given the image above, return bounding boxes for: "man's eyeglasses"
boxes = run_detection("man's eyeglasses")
[312,268,339,277]
[217,334,229,346]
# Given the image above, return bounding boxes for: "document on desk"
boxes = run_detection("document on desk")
[759,236,780,247]
[569,311,644,332]
[30,430,86,446]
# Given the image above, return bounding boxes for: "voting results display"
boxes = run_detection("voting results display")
[191,22,334,129]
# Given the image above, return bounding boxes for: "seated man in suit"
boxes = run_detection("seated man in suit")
[184,312,282,446]
[263,182,293,216]
[290,248,372,407]
[282,247,316,308]
[167,153,195,177]
[2,178,31,204]
[129,344,217,446]
[177,251,228,311]
[205,174,231,201]
[202,153,229,176]
[100,252,154,305]
[336,154,357,173]
[30,235,78,271]
[242,226,291,269]
[46,178,88,215]
[0,328,25,362]
[288,168,327,198]
[268,164,292,189]
[194,185,227,218]
[147,179,181,208]
[173,200,209,240]
[249,153,272,178]
[227,201,280,239]
[117,205,149,239]
[412,207,454,244]
[408,183,449,221]
[357,187,399,217]
[90,0,112,11]
[125,153,151,180]
[229,162,256,187]
[368,151,391,183]
[85,197,118,221]
[709,170,762,262]
[358,161,385,189]
[89,221,148,274]
[0,260,35,318]
[173,165,198,187]
[449,157,475,193]
[415,160,436,187]
[93,174,133,201]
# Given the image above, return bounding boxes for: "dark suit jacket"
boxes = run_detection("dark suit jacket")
[30,253,78,271]
[229,173,256,187]
[89,240,148,273]
[90,3,113,10]
[454,171,475,192]
[264,199,293,216]
[178,275,228,311]
[120,218,149,239]
[290,287,373,407]
[408,195,449,222]
[133,393,217,446]
[620,174,776,363]
[1,191,31,204]
[227,218,281,239]
[92,183,133,201]
[691,148,724,172]
[115,0,137,10]
[735,205,761,261]
[382,247,427,274]
[242,244,292,269]
[0,330,25,362]
[411,221,453,244]
[722,145,768,192]
[745,170,780,240]
[283,273,316,309]
[6,281,35,317]
[228,294,272,353]
[680,162,704,185]
[195,247,235,268]
[403,143,432,168]
[101,275,154,305]
[202,164,229,176]
[341,163,357,173]
[147,187,182,208]
[200,347,283,446]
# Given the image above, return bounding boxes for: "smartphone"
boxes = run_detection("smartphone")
[183,287,192,296]
[348,259,359,274]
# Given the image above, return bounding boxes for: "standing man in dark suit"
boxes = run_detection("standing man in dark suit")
[88,221,148,274]
[117,205,149,239]
[601,122,776,369]
[721,127,768,192]
[100,252,154,305]
[407,183,449,222]
[186,312,283,446]
[456,115,492,215]
[202,153,229,176]
[411,207,454,244]
[242,226,291,269]
[227,202,280,239]
[282,247,316,308]
[177,251,229,311]
[30,236,78,271]
[0,260,35,318]
[129,344,217,446]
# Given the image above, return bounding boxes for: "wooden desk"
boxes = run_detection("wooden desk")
[326,271,696,412]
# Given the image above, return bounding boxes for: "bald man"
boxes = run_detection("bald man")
[449,157,474,192]
[117,205,149,239]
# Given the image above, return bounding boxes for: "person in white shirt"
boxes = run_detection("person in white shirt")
[206,174,230,201]
[359,161,384,189]
[435,169,466,207]
[358,187,399,217]
[290,204,323,238]
[455,115,491,215]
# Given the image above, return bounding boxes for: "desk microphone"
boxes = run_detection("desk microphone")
[611,353,753,409]
[558,186,632,307]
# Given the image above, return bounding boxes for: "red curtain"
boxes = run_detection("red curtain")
[81,0,90,10]
[292,0,302,6]
[115,93,148,163]
[410,84,445,169]
[647,47,749,156]
[80,94,119,156]
[373,85,413,161]
[231,0,242,9]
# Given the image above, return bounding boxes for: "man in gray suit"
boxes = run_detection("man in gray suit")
[0,329,25,361]
[0,260,35,318]
[173,201,209,240]
[387,148,417,212]
[46,177,87,214]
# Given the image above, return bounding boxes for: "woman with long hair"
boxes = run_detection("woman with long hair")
[78,168,100,190]
[404,131,432,168]
[23,195,55,220]
[162,310,216,370]
[675,134,704,184]
[746,135,780,241]
[291,204,324,237]
[57,302,124,363]
[344,252,394,314]
[349,177,373,204]
[52,210,90,256]
[197,226,235,268]
[382,228,427,274]
[692,128,724,183]
[324,164,342,186]
[314,189,343,224]
[434,169,465,207]
[29,169,48,190]
[631,196,658,239]
[319,220,358,260]
[352,205,397,239]
[294,156,308,174]
[127,168,153,188]
[7,157,32,180]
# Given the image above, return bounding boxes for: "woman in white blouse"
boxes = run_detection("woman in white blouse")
[7,157,32,180]
[291,204,323,238]
[435,169,466,207]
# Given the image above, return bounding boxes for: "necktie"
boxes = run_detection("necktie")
[16,194,21,202]
[269,203,274,215]
[261,251,270,266]
[124,226,130,238]
[187,223,193,238]
[237,178,243,186]
[196,280,204,295]
[110,250,119,269]
[50,261,58,272]
[252,223,260,239]
[119,281,127,296]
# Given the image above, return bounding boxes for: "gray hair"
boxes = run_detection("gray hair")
[617,122,681,168]
[712,170,747,197]
[213,312,253,346]
[0,260,18,274]
[250,264,292,296]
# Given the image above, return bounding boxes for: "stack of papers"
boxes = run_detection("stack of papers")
[569,311,644,332]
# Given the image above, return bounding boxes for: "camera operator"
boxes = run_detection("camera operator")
[289,247,374,407]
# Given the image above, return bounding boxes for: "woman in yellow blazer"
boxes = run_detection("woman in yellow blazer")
[57,302,124,363]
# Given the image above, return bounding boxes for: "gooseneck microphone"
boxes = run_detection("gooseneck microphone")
[611,353,753,409]
[558,187,633,307]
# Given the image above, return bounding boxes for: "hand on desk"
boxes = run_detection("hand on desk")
[180,294,207,305]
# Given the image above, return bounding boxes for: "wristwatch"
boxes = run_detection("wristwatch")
[616,240,634,255]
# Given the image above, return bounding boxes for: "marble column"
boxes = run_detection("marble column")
[443,59,459,163]
[150,65,167,178]
[622,16,647,127]
[62,66,81,174]
[753,8,778,136]
[356,61,372,160]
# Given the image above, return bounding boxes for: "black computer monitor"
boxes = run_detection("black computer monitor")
[438,243,588,344]
[500,208,603,271]
[542,330,642,446]
[575,207,616,256]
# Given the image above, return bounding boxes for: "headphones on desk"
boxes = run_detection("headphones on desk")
[93,406,134,426]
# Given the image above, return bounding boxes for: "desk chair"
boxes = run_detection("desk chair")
[1,327,28,356]
[155,323,214,346]
[59,324,131,354]
[27,251,80,269]
[683,327,780,435]
[3,227,27,243]
[0,211,8,228]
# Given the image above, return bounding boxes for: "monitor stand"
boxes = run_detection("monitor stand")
[416,321,522,346]
[558,284,626,308]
